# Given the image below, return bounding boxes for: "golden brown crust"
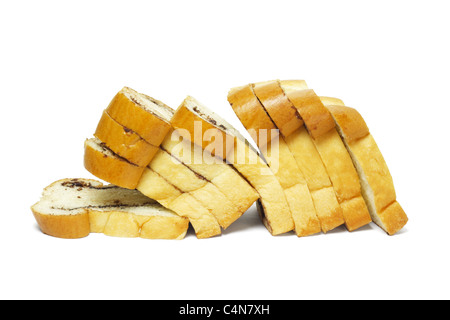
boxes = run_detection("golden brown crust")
[281,86,336,139]
[106,89,172,147]
[252,80,304,137]
[379,201,408,236]
[319,96,345,107]
[227,85,278,145]
[84,140,145,189]
[326,105,370,143]
[94,111,159,167]
[31,208,90,239]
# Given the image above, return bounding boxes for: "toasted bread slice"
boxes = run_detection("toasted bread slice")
[281,81,372,231]
[321,102,408,235]
[228,83,321,236]
[171,96,294,235]
[137,168,222,239]
[31,178,189,239]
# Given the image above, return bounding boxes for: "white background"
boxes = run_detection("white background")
[1,0,449,300]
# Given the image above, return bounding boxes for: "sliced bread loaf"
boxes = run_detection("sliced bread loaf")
[231,80,344,233]
[321,102,408,235]
[228,83,321,237]
[280,81,372,231]
[171,96,294,235]
[31,178,189,239]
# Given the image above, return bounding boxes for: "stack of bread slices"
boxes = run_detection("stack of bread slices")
[32,81,408,240]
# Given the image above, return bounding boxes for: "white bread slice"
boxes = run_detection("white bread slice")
[281,81,372,231]
[148,148,240,229]
[228,84,321,236]
[161,129,259,218]
[320,101,408,235]
[94,110,159,167]
[170,96,294,235]
[31,178,189,239]
[106,87,173,147]
[84,138,145,189]
[137,168,222,239]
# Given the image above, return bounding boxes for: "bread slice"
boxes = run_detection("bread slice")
[231,80,343,233]
[31,178,189,239]
[137,168,222,239]
[161,129,259,217]
[148,148,240,229]
[228,84,321,236]
[94,110,159,167]
[106,87,173,147]
[281,81,372,231]
[171,96,294,235]
[84,138,145,189]
[320,101,408,235]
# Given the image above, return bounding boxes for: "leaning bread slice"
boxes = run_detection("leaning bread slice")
[228,84,321,236]
[148,148,241,229]
[162,129,259,215]
[31,178,189,239]
[84,138,145,189]
[94,110,159,167]
[321,103,408,235]
[137,168,222,239]
[171,96,294,235]
[280,81,372,231]
[106,87,173,147]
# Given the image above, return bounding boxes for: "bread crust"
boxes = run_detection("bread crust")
[89,209,189,240]
[227,85,278,145]
[84,139,145,189]
[94,110,159,167]
[325,104,370,143]
[106,88,172,147]
[252,80,304,137]
[283,88,336,139]
[31,208,90,239]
